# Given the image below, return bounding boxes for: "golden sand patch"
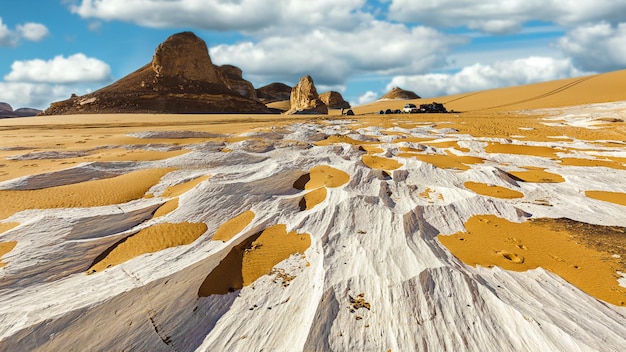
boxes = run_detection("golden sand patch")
[438,215,626,306]
[508,166,565,183]
[0,168,173,220]
[428,140,470,152]
[0,241,17,268]
[464,181,524,199]
[160,175,210,198]
[88,222,207,273]
[153,199,179,218]
[360,145,384,154]
[401,153,484,171]
[0,222,19,234]
[560,157,626,170]
[292,166,349,210]
[300,187,328,210]
[304,165,351,190]
[213,210,256,242]
[485,143,560,158]
[585,191,626,206]
[362,155,402,171]
[315,135,379,147]
[198,224,310,296]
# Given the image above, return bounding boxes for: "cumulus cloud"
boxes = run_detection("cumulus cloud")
[388,0,626,34]
[4,54,112,84]
[387,57,587,97]
[210,21,461,87]
[356,91,379,105]
[16,23,50,42]
[0,82,78,110]
[557,22,626,72]
[0,18,49,46]
[70,0,373,34]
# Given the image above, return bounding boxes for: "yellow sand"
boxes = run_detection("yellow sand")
[315,135,379,147]
[464,181,524,199]
[213,210,255,242]
[428,140,470,152]
[0,222,19,234]
[362,155,402,170]
[560,158,626,170]
[241,224,310,285]
[438,215,626,306]
[88,222,207,272]
[153,199,179,218]
[0,168,173,220]
[301,187,328,210]
[509,167,565,183]
[160,175,210,197]
[305,165,350,190]
[360,145,384,154]
[0,241,17,268]
[585,191,626,206]
[400,153,484,171]
[485,143,560,158]
[198,224,310,296]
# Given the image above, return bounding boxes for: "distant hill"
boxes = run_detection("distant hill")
[379,87,421,100]
[0,102,42,118]
[42,32,271,115]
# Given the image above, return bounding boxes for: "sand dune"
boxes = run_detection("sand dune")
[0,70,625,351]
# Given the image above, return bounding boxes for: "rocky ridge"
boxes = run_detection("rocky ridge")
[41,32,270,115]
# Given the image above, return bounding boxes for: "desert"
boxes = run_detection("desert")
[0,66,625,350]
[1,29,626,351]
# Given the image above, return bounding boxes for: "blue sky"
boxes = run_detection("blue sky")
[1,0,625,110]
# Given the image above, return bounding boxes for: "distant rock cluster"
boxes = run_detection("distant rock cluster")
[0,102,41,118]
[37,31,419,116]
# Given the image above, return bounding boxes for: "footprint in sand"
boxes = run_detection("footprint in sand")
[496,250,525,264]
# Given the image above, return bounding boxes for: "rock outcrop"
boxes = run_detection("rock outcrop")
[319,91,350,110]
[0,102,42,118]
[285,75,328,115]
[380,87,420,100]
[42,32,270,115]
[218,65,258,101]
[256,82,292,103]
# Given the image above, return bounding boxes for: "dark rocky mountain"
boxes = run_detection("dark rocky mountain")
[380,87,420,100]
[0,103,42,118]
[41,32,271,115]
[256,82,292,104]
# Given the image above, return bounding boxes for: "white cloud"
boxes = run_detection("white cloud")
[388,0,626,34]
[16,23,50,42]
[0,18,18,46]
[0,82,78,110]
[0,18,49,46]
[387,57,587,97]
[210,21,461,87]
[357,90,379,105]
[70,0,373,34]
[557,22,626,72]
[4,54,112,84]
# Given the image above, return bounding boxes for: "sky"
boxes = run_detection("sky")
[1,0,626,110]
